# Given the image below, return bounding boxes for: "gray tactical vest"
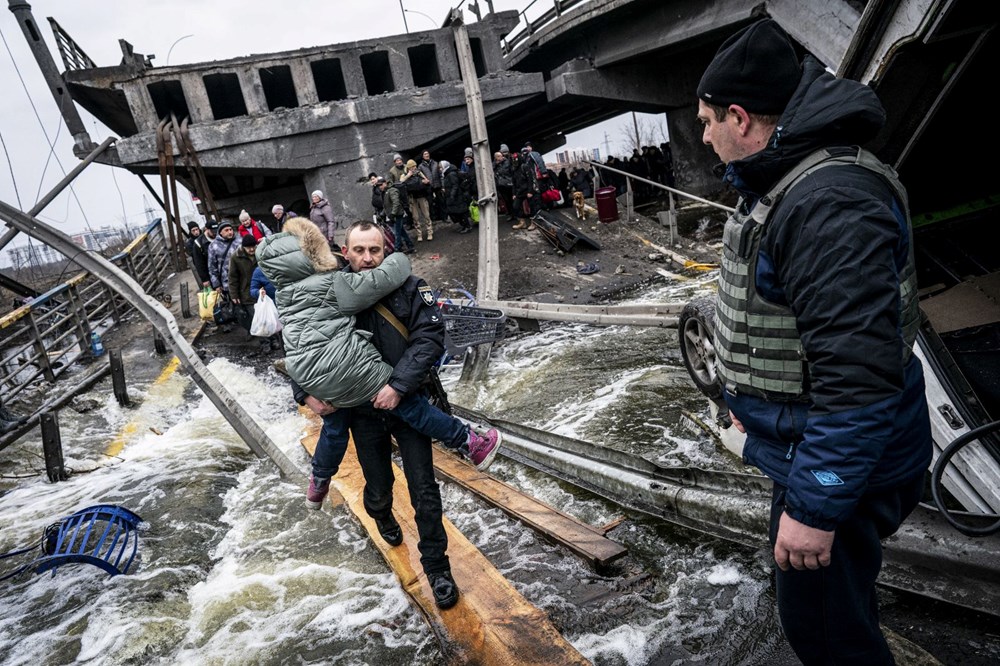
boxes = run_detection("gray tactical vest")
[714,147,921,400]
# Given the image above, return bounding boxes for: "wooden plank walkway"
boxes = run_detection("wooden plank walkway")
[430,445,628,568]
[300,414,589,666]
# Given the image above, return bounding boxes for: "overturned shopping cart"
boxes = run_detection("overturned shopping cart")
[438,302,507,354]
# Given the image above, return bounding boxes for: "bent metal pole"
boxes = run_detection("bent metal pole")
[0,198,303,479]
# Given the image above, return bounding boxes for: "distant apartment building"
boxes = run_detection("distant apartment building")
[6,223,145,269]
[553,148,601,167]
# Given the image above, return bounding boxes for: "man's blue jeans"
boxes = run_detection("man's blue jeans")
[310,392,468,480]
[393,214,413,250]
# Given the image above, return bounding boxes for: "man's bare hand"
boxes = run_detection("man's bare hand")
[729,410,746,433]
[774,512,834,571]
[371,385,401,410]
[304,395,336,416]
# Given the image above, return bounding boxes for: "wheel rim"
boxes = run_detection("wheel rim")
[682,317,718,386]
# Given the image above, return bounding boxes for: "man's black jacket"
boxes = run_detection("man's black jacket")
[186,234,211,284]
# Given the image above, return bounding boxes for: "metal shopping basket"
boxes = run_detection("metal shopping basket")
[438,302,506,350]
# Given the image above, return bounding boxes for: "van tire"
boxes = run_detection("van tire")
[679,296,724,399]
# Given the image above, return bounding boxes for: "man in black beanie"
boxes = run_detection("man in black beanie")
[229,234,263,346]
[697,18,931,665]
[185,220,211,288]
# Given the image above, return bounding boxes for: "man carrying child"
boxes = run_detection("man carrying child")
[258,219,500,609]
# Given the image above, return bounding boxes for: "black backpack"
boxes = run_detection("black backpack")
[393,181,410,209]
[459,171,475,203]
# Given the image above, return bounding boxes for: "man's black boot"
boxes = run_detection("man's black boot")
[374,514,403,547]
[428,571,459,609]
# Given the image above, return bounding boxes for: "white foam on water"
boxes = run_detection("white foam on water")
[538,365,665,439]
[568,550,768,664]
[706,563,743,586]
[573,623,655,665]
[0,357,434,664]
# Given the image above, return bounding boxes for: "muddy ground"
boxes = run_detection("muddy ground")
[403,197,725,304]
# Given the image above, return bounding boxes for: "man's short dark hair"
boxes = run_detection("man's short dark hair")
[344,220,384,247]
[367,171,378,179]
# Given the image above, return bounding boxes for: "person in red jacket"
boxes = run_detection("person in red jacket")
[237,209,272,242]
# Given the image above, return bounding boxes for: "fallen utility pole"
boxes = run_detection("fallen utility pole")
[477,299,683,327]
[0,136,117,253]
[450,10,498,383]
[0,195,302,479]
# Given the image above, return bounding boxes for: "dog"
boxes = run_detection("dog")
[573,191,588,221]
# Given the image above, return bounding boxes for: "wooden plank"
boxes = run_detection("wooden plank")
[430,444,628,568]
[300,414,589,666]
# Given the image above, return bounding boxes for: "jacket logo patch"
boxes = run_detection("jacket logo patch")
[811,470,844,486]
[418,286,435,306]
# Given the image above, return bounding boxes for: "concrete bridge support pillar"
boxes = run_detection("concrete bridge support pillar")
[434,34,462,82]
[304,166,373,233]
[667,104,721,199]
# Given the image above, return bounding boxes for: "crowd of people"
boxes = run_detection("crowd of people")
[367,140,610,242]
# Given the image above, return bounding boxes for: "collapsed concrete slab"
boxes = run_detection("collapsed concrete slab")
[60,11,544,222]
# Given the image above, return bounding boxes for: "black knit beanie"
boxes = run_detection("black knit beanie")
[697,19,800,115]
[241,234,258,248]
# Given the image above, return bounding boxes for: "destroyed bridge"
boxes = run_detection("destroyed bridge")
[12,0,863,223]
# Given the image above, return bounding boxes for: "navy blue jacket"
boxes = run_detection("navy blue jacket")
[250,266,275,301]
[722,56,932,531]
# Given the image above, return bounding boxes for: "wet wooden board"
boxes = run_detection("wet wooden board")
[300,413,590,666]
[430,445,628,568]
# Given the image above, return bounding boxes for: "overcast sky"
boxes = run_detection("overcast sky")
[0,0,663,264]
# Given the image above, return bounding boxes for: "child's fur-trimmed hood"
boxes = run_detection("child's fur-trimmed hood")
[256,218,341,288]
[284,217,340,272]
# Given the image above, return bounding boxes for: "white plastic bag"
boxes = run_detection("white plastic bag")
[250,290,283,337]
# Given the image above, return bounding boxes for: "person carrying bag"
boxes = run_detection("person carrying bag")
[250,289,283,338]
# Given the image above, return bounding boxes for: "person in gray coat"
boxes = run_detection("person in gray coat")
[308,190,338,247]
[207,221,239,294]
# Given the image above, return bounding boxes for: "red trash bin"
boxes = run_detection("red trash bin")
[595,186,619,223]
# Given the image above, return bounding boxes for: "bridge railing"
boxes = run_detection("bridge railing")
[0,219,170,405]
[501,0,593,56]
[584,160,734,240]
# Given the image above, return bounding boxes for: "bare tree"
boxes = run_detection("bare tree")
[616,115,669,155]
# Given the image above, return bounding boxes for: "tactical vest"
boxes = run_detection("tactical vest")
[714,148,921,400]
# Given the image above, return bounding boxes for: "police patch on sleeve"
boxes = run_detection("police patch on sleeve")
[811,470,844,486]
[418,285,435,306]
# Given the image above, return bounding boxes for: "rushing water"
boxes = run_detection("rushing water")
[0,271,802,665]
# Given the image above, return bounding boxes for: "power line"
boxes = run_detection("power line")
[0,127,23,208]
[0,22,104,251]
[34,114,63,203]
